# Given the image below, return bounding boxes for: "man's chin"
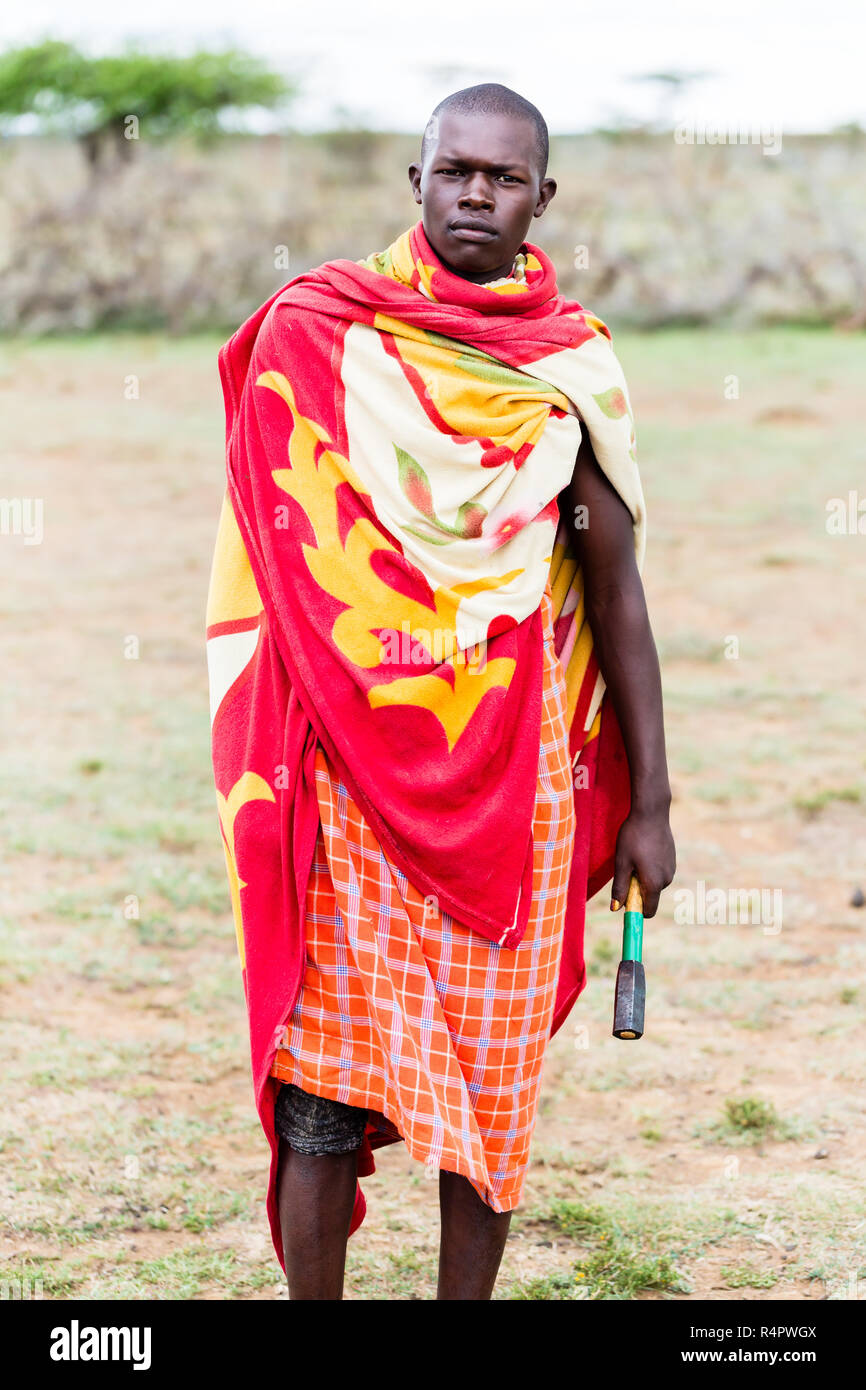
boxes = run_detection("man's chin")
[433,226,505,278]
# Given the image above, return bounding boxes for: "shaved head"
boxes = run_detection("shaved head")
[421,83,549,180]
[408,84,557,283]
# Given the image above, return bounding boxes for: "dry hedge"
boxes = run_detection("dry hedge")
[1,130,864,333]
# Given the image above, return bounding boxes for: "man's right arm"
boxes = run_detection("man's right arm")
[559,431,675,918]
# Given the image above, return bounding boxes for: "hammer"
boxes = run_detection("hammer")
[612,874,646,1040]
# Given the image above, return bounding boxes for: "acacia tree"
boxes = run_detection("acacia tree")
[0,41,293,167]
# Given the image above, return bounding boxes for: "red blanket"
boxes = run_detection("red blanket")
[206,218,645,1265]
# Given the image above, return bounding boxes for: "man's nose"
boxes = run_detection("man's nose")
[458,172,494,206]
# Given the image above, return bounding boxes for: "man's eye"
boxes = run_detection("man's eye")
[437,168,519,181]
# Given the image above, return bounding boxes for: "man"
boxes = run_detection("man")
[206,83,675,1300]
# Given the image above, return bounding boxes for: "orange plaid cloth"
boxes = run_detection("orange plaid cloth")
[270,577,575,1211]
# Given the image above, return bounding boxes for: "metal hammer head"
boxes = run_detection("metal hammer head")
[613,959,646,1040]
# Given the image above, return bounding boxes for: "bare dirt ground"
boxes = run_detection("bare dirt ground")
[0,328,864,1300]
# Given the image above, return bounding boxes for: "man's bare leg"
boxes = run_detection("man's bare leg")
[276,1137,357,1299]
[437,1169,512,1299]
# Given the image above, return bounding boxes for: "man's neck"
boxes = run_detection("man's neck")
[446,259,515,285]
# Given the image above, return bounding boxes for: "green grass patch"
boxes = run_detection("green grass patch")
[696,1095,804,1146]
[720,1263,778,1289]
[544,1198,615,1240]
[724,1096,780,1134]
[513,1197,689,1300]
[570,1245,685,1300]
[794,786,863,817]
[97,1248,275,1300]
[587,936,617,976]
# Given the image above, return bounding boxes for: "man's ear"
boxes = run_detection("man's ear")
[534,177,557,218]
[408,163,422,204]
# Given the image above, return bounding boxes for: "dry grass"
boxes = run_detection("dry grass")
[2,131,865,332]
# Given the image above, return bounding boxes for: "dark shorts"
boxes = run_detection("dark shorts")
[274,1081,368,1156]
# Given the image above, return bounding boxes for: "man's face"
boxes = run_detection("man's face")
[408,109,557,284]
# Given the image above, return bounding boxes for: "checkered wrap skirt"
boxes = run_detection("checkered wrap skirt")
[270,578,576,1211]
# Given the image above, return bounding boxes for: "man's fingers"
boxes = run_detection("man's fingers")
[641,885,661,919]
[618,870,661,919]
[610,860,633,910]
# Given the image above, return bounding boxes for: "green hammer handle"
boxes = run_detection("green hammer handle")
[622,874,644,962]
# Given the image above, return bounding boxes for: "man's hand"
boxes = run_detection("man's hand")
[610,806,676,920]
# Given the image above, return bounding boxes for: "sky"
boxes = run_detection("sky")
[1,0,864,134]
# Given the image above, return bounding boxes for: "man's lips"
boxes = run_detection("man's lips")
[449,219,498,242]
